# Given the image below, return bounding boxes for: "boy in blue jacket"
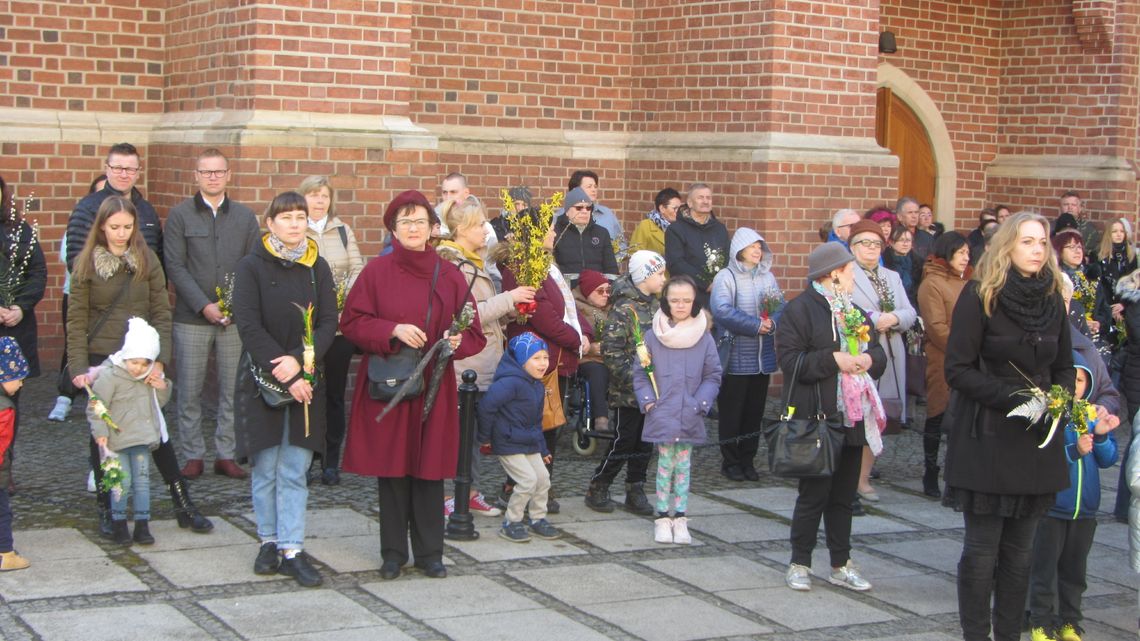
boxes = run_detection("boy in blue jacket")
[478,333,562,543]
[1028,351,1119,641]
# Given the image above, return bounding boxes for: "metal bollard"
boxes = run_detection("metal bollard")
[445,369,479,541]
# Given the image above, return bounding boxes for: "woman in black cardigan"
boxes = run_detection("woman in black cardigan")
[942,212,1073,641]
[775,243,887,593]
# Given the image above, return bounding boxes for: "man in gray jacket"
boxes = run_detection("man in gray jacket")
[164,149,260,480]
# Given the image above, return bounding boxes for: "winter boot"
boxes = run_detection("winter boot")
[169,479,214,533]
[132,519,155,545]
[584,480,614,513]
[111,519,131,546]
[922,465,941,498]
[96,490,113,539]
[623,482,654,515]
[547,488,560,514]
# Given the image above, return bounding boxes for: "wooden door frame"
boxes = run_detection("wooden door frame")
[876,62,956,224]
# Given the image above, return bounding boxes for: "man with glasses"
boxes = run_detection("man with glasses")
[65,142,163,269]
[552,186,619,284]
[164,149,261,480]
[828,209,861,247]
[567,170,624,249]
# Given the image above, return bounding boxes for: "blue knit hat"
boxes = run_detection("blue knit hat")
[509,332,548,365]
[0,337,28,385]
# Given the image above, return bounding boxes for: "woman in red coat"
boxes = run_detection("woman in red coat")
[340,190,485,580]
[496,207,592,512]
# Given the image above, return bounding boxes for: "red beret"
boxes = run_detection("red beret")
[383,190,436,232]
[577,269,609,296]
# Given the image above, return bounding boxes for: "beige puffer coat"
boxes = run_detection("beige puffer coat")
[307,216,365,291]
[437,243,515,392]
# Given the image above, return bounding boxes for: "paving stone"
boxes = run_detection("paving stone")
[426,608,612,641]
[872,501,964,530]
[21,604,211,641]
[1093,520,1129,551]
[140,543,287,588]
[1082,542,1139,588]
[559,518,704,552]
[551,497,636,523]
[201,589,389,639]
[7,527,105,561]
[0,556,147,601]
[718,585,896,630]
[266,627,416,641]
[612,492,745,516]
[304,507,381,538]
[684,512,788,542]
[864,487,933,504]
[851,633,960,641]
[145,517,256,551]
[444,523,588,562]
[364,574,541,619]
[760,546,924,581]
[1083,607,1135,637]
[711,486,799,511]
[582,594,772,640]
[870,537,962,574]
[305,534,384,573]
[863,573,958,615]
[640,555,787,592]
[849,514,918,535]
[510,563,680,606]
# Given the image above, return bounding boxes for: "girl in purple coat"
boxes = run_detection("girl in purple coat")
[633,275,722,545]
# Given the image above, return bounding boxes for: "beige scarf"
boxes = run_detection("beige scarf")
[651,308,709,349]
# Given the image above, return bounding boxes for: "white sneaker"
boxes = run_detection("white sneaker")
[829,560,872,591]
[48,396,71,422]
[785,563,812,591]
[671,516,691,544]
[653,517,673,544]
[86,470,96,493]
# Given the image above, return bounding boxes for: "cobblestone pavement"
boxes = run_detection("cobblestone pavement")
[0,372,1134,640]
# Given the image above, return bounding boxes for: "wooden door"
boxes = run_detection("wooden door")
[876,87,936,208]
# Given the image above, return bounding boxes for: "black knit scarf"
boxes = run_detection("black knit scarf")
[997,268,1058,333]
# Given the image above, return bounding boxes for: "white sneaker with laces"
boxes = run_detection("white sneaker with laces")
[785,563,811,591]
[653,517,673,544]
[828,560,871,591]
[48,396,71,422]
[86,470,96,493]
[671,516,691,544]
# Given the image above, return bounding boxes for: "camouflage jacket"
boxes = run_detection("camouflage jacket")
[603,275,657,409]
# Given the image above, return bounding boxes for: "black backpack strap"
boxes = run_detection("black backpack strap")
[337,225,348,249]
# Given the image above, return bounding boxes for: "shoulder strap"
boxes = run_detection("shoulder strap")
[87,267,133,342]
[337,225,348,249]
[779,352,826,420]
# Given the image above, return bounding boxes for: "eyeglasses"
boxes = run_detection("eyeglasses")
[395,218,432,229]
[571,204,594,212]
[196,169,229,178]
[107,165,140,176]
[667,297,694,305]
[852,239,883,249]
[595,287,612,296]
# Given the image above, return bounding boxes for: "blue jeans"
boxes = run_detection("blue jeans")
[110,445,151,521]
[251,415,313,552]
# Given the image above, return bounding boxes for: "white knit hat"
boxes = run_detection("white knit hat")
[628,250,666,284]
[115,317,161,362]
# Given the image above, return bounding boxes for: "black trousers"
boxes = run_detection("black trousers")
[376,476,444,565]
[577,362,609,420]
[56,293,79,400]
[717,373,769,472]
[591,406,651,485]
[1028,516,1096,629]
[958,511,1040,641]
[790,443,861,567]
[923,412,943,468]
[319,335,355,469]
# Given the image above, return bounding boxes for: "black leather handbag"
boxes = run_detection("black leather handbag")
[241,351,294,409]
[366,260,439,402]
[762,353,845,479]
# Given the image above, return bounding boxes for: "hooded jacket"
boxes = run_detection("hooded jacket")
[476,352,548,456]
[88,357,172,451]
[1116,272,1140,418]
[603,274,658,409]
[663,206,729,306]
[1047,352,1118,520]
[552,213,618,281]
[633,310,721,444]
[710,228,781,375]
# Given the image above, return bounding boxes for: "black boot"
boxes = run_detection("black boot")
[111,519,131,546]
[624,482,654,515]
[585,480,614,513]
[96,490,113,539]
[923,465,941,498]
[169,479,214,533]
[132,519,155,545]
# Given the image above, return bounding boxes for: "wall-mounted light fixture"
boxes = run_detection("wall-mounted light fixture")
[879,31,897,54]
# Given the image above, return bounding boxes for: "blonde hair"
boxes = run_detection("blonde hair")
[974,212,1063,315]
[444,196,486,241]
[1098,217,1136,264]
[298,175,335,218]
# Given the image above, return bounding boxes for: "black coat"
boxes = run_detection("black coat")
[774,286,888,446]
[66,184,163,271]
[1116,277,1140,419]
[0,221,46,377]
[552,214,618,280]
[232,237,338,459]
[664,207,729,307]
[943,282,1074,496]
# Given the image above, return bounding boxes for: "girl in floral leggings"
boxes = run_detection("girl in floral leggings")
[632,275,722,545]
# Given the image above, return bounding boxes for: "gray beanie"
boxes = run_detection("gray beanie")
[806,242,854,281]
[564,186,593,210]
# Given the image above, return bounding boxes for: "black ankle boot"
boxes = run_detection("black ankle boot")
[923,466,941,498]
[624,482,654,515]
[111,519,131,546]
[132,519,155,545]
[97,506,114,539]
[169,479,214,533]
[585,480,614,512]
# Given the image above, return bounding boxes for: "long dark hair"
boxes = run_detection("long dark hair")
[72,196,151,283]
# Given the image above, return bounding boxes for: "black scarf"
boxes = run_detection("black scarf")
[997,268,1058,333]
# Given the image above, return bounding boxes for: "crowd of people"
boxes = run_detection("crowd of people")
[0,143,1133,641]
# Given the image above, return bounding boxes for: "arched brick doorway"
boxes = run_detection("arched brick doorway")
[876,87,936,209]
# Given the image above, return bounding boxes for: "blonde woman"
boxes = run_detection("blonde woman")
[943,211,1073,641]
[300,176,364,486]
[1094,217,1137,345]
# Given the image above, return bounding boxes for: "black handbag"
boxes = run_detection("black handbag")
[366,259,439,402]
[241,351,294,409]
[762,353,845,478]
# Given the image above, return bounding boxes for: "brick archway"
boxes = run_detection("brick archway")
[876,62,956,225]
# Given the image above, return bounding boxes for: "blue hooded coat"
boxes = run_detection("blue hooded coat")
[710,227,782,375]
[476,352,549,457]
[1048,351,1118,520]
